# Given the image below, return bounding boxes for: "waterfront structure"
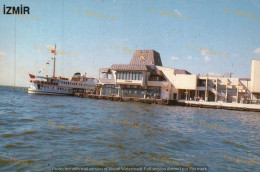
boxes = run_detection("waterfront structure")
[98,50,260,104]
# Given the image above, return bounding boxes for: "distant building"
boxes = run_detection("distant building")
[251,60,260,102]
[98,50,260,104]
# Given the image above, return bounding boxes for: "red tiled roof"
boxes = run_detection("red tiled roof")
[130,50,162,66]
[174,69,191,75]
[110,64,147,71]
[100,68,110,73]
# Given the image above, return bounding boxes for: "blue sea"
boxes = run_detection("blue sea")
[0,85,260,172]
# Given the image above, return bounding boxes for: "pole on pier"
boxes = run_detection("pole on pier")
[236,78,239,103]
[205,78,208,102]
[215,78,218,102]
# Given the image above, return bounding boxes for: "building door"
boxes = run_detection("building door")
[173,93,177,100]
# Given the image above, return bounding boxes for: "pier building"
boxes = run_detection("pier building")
[98,50,260,104]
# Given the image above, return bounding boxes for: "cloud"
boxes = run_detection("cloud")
[204,56,210,62]
[0,51,6,56]
[200,49,207,55]
[171,56,179,61]
[253,48,260,53]
[174,9,181,16]
[187,56,198,60]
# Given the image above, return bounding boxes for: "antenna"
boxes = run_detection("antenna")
[53,44,56,78]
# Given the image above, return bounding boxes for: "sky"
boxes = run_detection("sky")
[0,0,260,87]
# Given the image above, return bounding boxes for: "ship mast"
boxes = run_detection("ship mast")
[53,44,56,78]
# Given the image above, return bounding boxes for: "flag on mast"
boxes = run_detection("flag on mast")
[29,74,36,79]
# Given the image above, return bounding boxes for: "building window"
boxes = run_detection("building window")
[129,72,132,80]
[123,72,126,80]
[119,72,122,79]
[126,72,129,80]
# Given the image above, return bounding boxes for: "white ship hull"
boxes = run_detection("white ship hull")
[28,73,97,96]
[28,88,73,96]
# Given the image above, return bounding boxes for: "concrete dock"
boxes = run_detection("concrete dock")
[74,93,176,105]
[177,100,260,112]
[74,93,260,112]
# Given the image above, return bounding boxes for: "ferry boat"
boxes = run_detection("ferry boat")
[28,44,96,95]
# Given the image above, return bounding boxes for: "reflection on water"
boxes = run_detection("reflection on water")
[0,86,260,171]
